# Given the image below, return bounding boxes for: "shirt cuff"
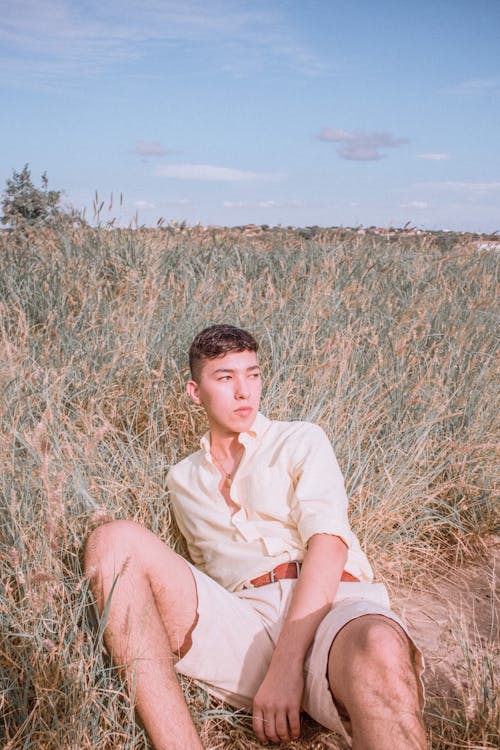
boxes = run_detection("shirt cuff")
[298,517,353,550]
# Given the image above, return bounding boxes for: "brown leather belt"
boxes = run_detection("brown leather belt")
[250,561,359,588]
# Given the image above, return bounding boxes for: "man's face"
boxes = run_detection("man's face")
[187,349,262,436]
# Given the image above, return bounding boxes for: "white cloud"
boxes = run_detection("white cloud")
[0,0,329,86]
[417,181,500,193]
[134,140,168,157]
[155,164,284,181]
[223,199,299,208]
[134,199,156,209]
[417,153,449,161]
[401,201,429,209]
[319,129,358,142]
[318,128,408,161]
[0,1,132,76]
[451,76,500,95]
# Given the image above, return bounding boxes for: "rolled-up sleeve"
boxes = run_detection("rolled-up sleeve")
[289,424,355,549]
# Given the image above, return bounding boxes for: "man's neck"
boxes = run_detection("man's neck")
[209,430,241,460]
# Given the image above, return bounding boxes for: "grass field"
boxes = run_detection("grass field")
[1,223,498,748]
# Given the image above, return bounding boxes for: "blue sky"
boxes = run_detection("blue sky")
[1,0,499,231]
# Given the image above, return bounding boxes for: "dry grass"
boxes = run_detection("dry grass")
[0,223,498,748]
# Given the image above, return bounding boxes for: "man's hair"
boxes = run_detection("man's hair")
[189,324,259,381]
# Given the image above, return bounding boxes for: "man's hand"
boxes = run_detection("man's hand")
[252,535,348,743]
[252,656,303,744]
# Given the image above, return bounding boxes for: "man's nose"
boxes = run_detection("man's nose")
[234,378,249,398]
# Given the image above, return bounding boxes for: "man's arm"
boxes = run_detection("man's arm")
[252,532,347,744]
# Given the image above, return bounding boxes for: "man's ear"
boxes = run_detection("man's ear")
[186,379,201,405]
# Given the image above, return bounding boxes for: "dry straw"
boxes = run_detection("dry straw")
[0,223,498,748]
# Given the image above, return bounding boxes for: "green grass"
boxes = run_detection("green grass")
[0,223,498,748]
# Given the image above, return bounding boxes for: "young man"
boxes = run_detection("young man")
[85,324,426,750]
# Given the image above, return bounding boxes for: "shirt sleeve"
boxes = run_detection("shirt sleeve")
[288,423,355,548]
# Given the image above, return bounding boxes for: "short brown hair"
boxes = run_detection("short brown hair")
[189,324,258,381]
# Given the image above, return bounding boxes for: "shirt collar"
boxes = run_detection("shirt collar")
[200,411,270,456]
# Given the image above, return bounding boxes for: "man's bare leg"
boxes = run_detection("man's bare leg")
[328,615,427,750]
[84,520,203,750]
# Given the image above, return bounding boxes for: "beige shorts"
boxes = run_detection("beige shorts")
[175,563,424,739]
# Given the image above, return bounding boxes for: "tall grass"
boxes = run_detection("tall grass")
[1,223,498,748]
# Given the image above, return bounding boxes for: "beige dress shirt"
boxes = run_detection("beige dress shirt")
[166,412,373,592]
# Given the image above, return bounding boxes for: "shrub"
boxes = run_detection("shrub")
[1,164,63,227]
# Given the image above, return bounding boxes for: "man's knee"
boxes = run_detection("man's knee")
[84,519,145,576]
[349,616,413,671]
[329,615,416,692]
[328,615,422,723]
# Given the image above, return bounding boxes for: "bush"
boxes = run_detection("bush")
[1,164,63,227]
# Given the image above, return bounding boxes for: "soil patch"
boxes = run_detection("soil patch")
[392,538,499,718]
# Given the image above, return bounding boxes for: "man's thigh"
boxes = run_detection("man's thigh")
[302,582,424,737]
[174,564,276,711]
[85,519,199,659]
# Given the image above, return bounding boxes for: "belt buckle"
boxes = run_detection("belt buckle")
[270,568,276,583]
[293,560,301,577]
